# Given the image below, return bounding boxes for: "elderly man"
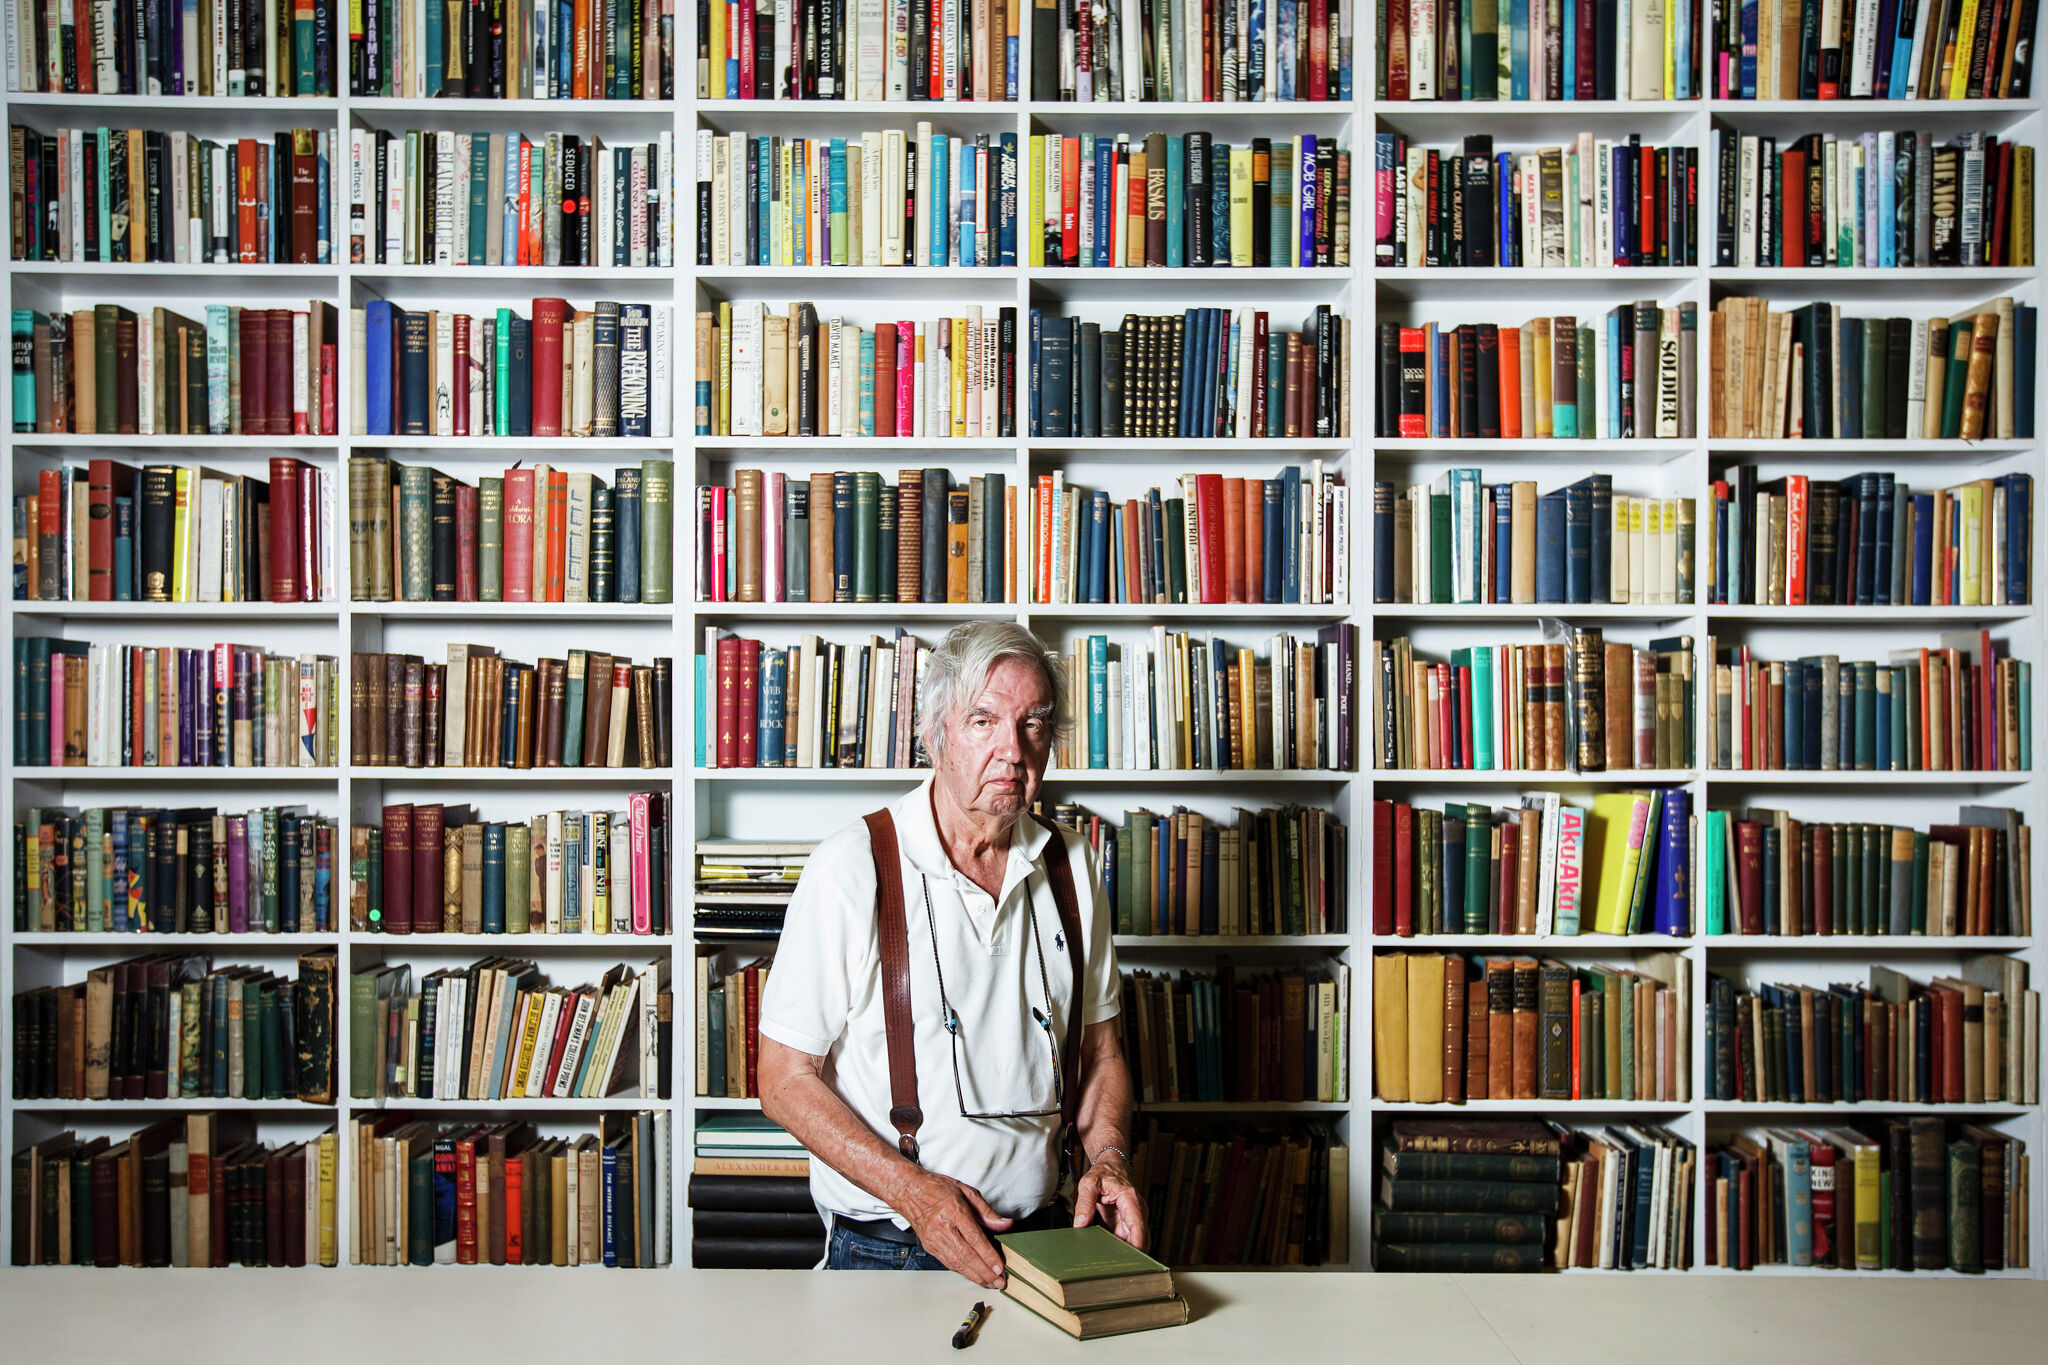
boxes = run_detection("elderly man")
[757,620,1144,1287]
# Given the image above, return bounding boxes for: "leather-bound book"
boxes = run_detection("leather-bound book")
[1907,1116,1948,1268]
[530,298,571,437]
[808,471,836,603]
[401,659,427,767]
[733,467,764,601]
[896,472,924,603]
[1483,957,1514,1099]
[946,489,970,602]
[1537,959,1574,1098]
[410,805,446,933]
[633,666,657,768]
[1441,960,1467,1103]
[1373,952,1409,1101]
[380,805,415,935]
[582,652,615,767]
[1960,307,1999,440]
[1464,976,1491,1101]
[534,659,564,767]
[1509,958,1540,1099]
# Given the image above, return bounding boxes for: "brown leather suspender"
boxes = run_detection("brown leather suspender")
[863,809,1087,1169]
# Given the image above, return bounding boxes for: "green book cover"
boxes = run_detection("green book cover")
[1624,789,1664,934]
[1131,810,1153,935]
[707,982,727,1095]
[562,651,588,768]
[494,308,514,434]
[1941,321,1972,437]
[1862,318,1887,440]
[995,1224,1168,1283]
[261,981,286,1098]
[505,823,531,933]
[83,808,104,932]
[1163,499,1187,603]
[1909,831,1930,933]
[853,470,881,603]
[1702,810,1727,933]
[1430,493,1453,604]
[1471,647,1495,768]
[396,464,434,601]
[348,969,377,1097]
[1463,802,1490,934]
[479,476,505,601]
[94,302,119,432]
[468,136,490,264]
[639,459,674,604]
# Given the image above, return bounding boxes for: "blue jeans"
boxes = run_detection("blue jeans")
[825,1222,949,1271]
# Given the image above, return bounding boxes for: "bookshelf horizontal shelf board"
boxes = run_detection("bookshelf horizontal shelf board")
[1033,437,1352,453]
[357,602,676,620]
[347,435,676,452]
[1371,603,1689,620]
[1029,273,1355,305]
[1030,266,1346,285]
[693,767,928,782]
[1705,1101,2032,1115]
[696,265,1019,283]
[1706,935,2033,950]
[696,98,1017,119]
[351,97,679,118]
[1707,266,2035,284]
[1706,438,2034,455]
[1376,266,1695,302]
[690,601,999,619]
[1140,1100,1348,1112]
[13,932,336,947]
[3,93,340,113]
[1029,603,1350,621]
[1113,934,1350,949]
[1699,97,2039,117]
[1372,1099,1689,1112]
[1706,770,2028,786]
[1370,769,1697,785]
[1693,1264,2040,1278]
[345,767,675,782]
[12,767,336,782]
[1371,98,1704,116]
[352,265,675,283]
[12,601,340,620]
[11,1097,333,1110]
[1373,934,1689,949]
[1048,768,1353,784]
[355,1097,671,1111]
[342,932,670,947]
[1705,604,2034,622]
[1029,99,1356,124]
[697,436,1010,452]
[691,1096,761,1110]
[12,434,334,450]
[1371,99,1703,131]
[10,261,339,281]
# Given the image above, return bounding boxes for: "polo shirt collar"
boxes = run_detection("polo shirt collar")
[894,775,1053,883]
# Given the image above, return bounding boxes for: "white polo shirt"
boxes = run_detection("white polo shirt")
[757,777,1121,1225]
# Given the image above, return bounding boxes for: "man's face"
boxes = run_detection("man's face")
[935,657,1056,824]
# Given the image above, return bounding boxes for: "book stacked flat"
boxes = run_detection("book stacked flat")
[1121,960,1351,1103]
[1706,957,2038,1105]
[17,806,338,934]
[695,952,774,1099]
[688,1115,822,1269]
[10,1120,341,1268]
[1382,0,1704,99]
[1699,804,2033,938]
[998,1225,1188,1340]
[1374,952,1691,1104]
[694,840,814,940]
[1129,1118,1348,1265]
[1373,1121,1563,1272]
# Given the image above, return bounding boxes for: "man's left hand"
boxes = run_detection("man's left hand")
[1072,1154,1147,1250]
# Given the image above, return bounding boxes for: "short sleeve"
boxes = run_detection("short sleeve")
[1075,833,1121,1026]
[756,826,874,1057]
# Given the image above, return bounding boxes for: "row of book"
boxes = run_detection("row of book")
[1375,134,1699,268]
[17,458,332,605]
[1708,1122,2029,1273]
[1379,0,1703,99]
[1028,131,1351,269]
[688,1123,821,1269]
[1368,632,1697,773]
[1120,961,1352,1104]
[699,126,1021,269]
[1028,306,1349,439]
[1376,306,1701,441]
[347,647,675,770]
[700,302,1013,438]
[349,1114,671,1269]
[358,298,675,440]
[699,468,1010,605]
[1030,467,1346,607]
[1130,1120,1347,1268]
[1705,958,2037,1105]
[7,125,339,264]
[1709,297,2035,441]
[1055,627,1360,772]
[702,629,931,770]
[1705,0,2036,101]
[11,949,339,1103]
[1377,475,1695,606]
[353,129,678,269]
[350,798,673,936]
[1715,128,2033,270]
[1065,803,1349,937]
[1701,805,2031,938]
[692,840,809,940]
[695,952,769,1098]
[1373,950,1693,1104]
[15,638,338,769]
[1373,789,1690,937]
[349,957,668,1102]
[1705,632,2030,772]
[1026,0,1354,102]
[11,1122,339,1268]
[1708,469,2032,609]
[347,458,679,605]
[3,0,675,97]
[703,0,1017,100]
[17,807,336,935]
[12,301,341,436]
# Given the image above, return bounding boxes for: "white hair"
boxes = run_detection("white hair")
[917,620,1068,761]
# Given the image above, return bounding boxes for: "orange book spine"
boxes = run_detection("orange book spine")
[545,472,568,601]
[1499,325,1522,439]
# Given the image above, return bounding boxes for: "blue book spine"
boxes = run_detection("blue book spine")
[1714,493,1729,602]
[1249,0,1267,96]
[957,140,976,266]
[694,654,708,766]
[1786,661,1808,768]
[109,810,130,931]
[1562,0,1576,95]
[1090,491,1111,602]
[1164,137,1185,268]
[1431,331,1452,435]
[1492,483,1514,603]
[1282,468,1302,602]
[1588,474,1612,601]
[481,823,506,933]
[1277,0,1297,99]
[1087,635,1109,766]
[112,496,134,600]
[317,137,332,262]
[365,301,395,433]
[2004,474,2030,604]
[1496,152,1516,263]
[1268,480,1288,603]
[1875,678,1891,771]
[1027,309,1042,434]
[601,1144,618,1266]
[829,139,850,265]
[1740,0,1759,97]
[1536,492,1566,603]
[1874,473,1896,604]
[1510,0,1531,96]
[503,138,522,261]
[1653,789,1691,934]
[759,649,787,766]
[1094,139,1113,267]
[998,134,1018,266]
[1298,135,1317,268]
[1563,481,1593,604]
[1606,310,1623,433]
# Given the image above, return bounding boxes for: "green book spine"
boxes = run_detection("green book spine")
[562,652,588,767]
[1862,318,1887,439]
[1431,492,1453,603]
[468,138,490,264]
[1132,813,1153,934]
[1703,809,1727,933]
[853,470,880,603]
[494,308,514,435]
[1113,823,1133,935]
[1375,1212,1548,1244]
[94,303,119,432]
[1463,803,1490,933]
[481,823,506,934]
[1164,499,1188,603]
[639,459,674,604]
[1878,1169,1894,1268]
[261,983,286,1098]
[396,464,434,601]
[1941,322,1972,437]
[505,823,531,933]
[1946,1141,1982,1272]
[1416,809,1438,936]
[876,480,896,603]
[479,477,505,602]
[84,809,104,932]
[1377,1179,1562,1214]
[349,969,376,1098]
[262,809,280,932]
[707,982,727,1095]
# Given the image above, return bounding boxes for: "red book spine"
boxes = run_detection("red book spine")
[1785,474,1809,604]
[530,298,570,437]
[320,343,337,435]
[1243,476,1264,604]
[236,140,260,262]
[86,460,115,600]
[1780,151,1806,266]
[268,457,302,603]
[36,469,61,598]
[544,471,568,601]
[714,635,740,767]
[412,802,445,933]
[504,1156,524,1264]
[1122,498,1143,605]
[736,637,761,766]
[539,992,580,1095]
[1220,476,1246,603]
[503,469,536,602]
[1061,137,1081,266]
[454,484,479,600]
[1194,472,1226,603]
[738,0,756,95]
[266,310,293,436]
[238,308,265,435]
[380,803,415,934]
[1392,801,1414,936]
[873,322,897,435]
[1458,663,1475,771]
[1307,0,1328,97]
[454,1136,479,1264]
[1372,800,1394,936]
[744,963,763,1094]
[1639,143,1657,257]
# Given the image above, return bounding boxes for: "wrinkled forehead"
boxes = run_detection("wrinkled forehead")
[959,657,1056,718]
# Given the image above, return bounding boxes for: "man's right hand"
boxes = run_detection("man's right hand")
[896,1171,1014,1289]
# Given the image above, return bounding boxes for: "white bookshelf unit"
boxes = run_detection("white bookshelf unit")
[3,16,2042,1280]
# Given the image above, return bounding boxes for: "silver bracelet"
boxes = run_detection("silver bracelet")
[1090,1144,1130,1169]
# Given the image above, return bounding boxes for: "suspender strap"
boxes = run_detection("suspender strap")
[862,810,924,1163]
[865,808,1090,1168]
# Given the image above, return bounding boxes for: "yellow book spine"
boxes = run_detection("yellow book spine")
[1028,136,1045,267]
[509,992,545,1098]
[2015,148,2034,267]
[951,317,968,435]
[1961,483,1985,605]
[318,1129,338,1266]
[709,0,727,99]
[1854,1147,1883,1269]
[1590,793,1649,935]
[1949,0,1982,98]
[1229,147,1253,267]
